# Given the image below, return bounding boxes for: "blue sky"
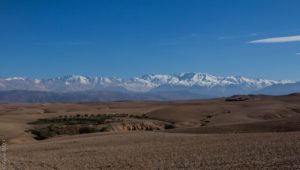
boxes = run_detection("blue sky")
[0,0,300,80]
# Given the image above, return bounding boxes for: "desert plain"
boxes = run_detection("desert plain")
[1,94,300,169]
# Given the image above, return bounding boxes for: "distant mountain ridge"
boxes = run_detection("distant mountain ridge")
[257,82,300,95]
[0,73,293,92]
[0,73,298,103]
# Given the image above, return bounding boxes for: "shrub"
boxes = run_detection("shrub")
[79,127,97,134]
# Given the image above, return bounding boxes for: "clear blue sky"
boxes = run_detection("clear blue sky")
[0,0,300,80]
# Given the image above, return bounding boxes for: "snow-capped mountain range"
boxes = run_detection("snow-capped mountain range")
[0,73,293,92]
[0,72,299,102]
[0,73,293,93]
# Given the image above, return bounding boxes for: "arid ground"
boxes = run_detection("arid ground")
[1,94,300,169]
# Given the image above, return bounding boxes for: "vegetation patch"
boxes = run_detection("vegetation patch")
[28,125,108,140]
[27,113,164,140]
[28,114,132,125]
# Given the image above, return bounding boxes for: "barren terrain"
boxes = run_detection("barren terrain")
[1,94,300,169]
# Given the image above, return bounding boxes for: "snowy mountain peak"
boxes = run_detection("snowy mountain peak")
[65,75,90,85]
[4,77,26,81]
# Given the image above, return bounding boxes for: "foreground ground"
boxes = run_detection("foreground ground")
[7,132,300,170]
[1,94,300,169]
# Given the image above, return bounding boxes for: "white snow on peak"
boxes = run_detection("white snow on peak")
[4,77,26,81]
[65,75,90,85]
[34,79,41,84]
